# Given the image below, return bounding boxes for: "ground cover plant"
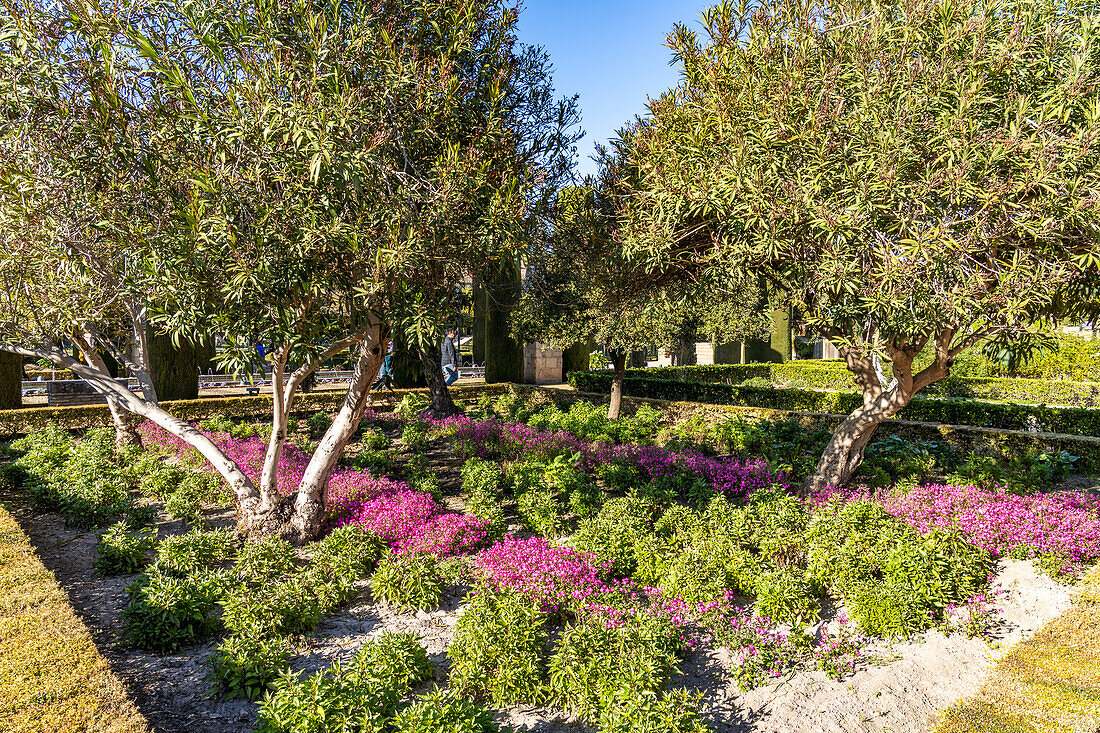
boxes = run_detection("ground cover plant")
[5,398,1100,731]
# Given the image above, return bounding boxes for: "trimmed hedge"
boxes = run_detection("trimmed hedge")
[611,363,1100,408]
[519,384,1100,473]
[0,384,509,436]
[567,372,1100,438]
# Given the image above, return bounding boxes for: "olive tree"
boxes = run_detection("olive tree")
[622,0,1100,489]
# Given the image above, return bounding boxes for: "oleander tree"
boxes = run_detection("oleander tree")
[0,0,578,541]
[621,0,1100,489]
[516,141,768,419]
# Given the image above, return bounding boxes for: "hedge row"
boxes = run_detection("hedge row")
[624,363,1100,408]
[0,383,509,436]
[527,384,1100,473]
[568,372,1100,438]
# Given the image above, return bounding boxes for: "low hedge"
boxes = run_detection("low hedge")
[0,504,149,732]
[0,383,509,437]
[525,384,1100,473]
[615,363,1100,408]
[567,372,1100,438]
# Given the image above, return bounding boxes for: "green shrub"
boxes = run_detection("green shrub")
[462,458,505,533]
[548,614,681,722]
[207,633,291,700]
[221,573,334,638]
[354,632,434,690]
[596,688,709,733]
[165,478,206,525]
[516,483,564,537]
[17,427,131,528]
[306,412,333,438]
[124,503,158,529]
[369,553,442,611]
[449,588,548,705]
[402,454,441,498]
[391,690,504,733]
[256,667,397,733]
[359,428,390,451]
[573,496,659,577]
[121,570,227,651]
[807,500,991,637]
[401,420,432,452]
[198,414,235,434]
[94,521,156,576]
[753,569,820,627]
[150,528,236,577]
[351,448,396,475]
[396,393,429,418]
[137,465,186,500]
[310,525,383,584]
[235,536,300,585]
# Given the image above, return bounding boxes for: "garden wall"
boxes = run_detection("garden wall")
[568,372,1100,438]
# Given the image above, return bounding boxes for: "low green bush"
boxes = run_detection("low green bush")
[449,588,548,705]
[306,412,334,438]
[806,500,991,637]
[369,553,442,611]
[548,614,681,722]
[256,632,434,733]
[150,528,236,577]
[165,478,206,525]
[573,496,660,577]
[235,536,300,585]
[461,458,505,533]
[596,688,709,733]
[359,428,391,451]
[401,420,432,452]
[391,690,504,733]
[351,448,396,475]
[121,569,227,651]
[310,525,383,584]
[207,632,291,700]
[94,521,156,576]
[221,574,331,638]
[516,482,564,538]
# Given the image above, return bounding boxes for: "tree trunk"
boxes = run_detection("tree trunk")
[417,343,460,417]
[284,325,386,543]
[0,350,21,410]
[76,337,143,450]
[608,350,627,420]
[805,401,896,492]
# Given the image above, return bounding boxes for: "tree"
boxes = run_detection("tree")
[517,145,768,419]
[621,0,1100,489]
[1,0,578,541]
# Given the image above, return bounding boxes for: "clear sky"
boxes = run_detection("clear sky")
[516,0,714,179]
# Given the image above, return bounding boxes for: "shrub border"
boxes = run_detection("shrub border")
[600,363,1100,408]
[567,372,1100,438]
[0,383,510,437]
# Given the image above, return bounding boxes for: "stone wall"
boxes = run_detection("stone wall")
[523,343,564,385]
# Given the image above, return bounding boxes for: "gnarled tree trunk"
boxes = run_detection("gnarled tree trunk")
[607,349,627,420]
[805,331,964,493]
[417,342,460,417]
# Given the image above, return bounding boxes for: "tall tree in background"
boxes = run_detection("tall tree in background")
[517,141,768,418]
[623,0,1100,489]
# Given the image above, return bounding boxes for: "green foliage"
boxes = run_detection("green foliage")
[15,426,130,528]
[573,496,660,577]
[396,394,429,418]
[235,537,299,585]
[401,420,432,452]
[369,553,442,611]
[391,691,504,733]
[150,528,236,577]
[753,569,819,627]
[359,428,391,451]
[310,525,383,584]
[221,572,339,638]
[138,464,186,500]
[306,412,333,439]
[516,482,564,538]
[164,478,206,525]
[198,414,235,435]
[207,633,292,700]
[596,688,709,733]
[256,633,434,733]
[548,614,681,722]
[351,448,396,475]
[449,588,548,705]
[528,400,665,445]
[461,458,506,534]
[94,521,156,576]
[121,570,227,651]
[807,501,992,637]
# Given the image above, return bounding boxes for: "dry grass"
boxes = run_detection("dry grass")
[0,505,148,733]
[934,564,1100,733]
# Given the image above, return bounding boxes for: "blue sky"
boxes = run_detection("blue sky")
[516,0,714,178]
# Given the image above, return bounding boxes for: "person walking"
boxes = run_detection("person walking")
[441,329,459,386]
[372,341,395,392]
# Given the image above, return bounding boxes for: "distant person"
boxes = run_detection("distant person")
[373,341,394,392]
[441,329,459,386]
